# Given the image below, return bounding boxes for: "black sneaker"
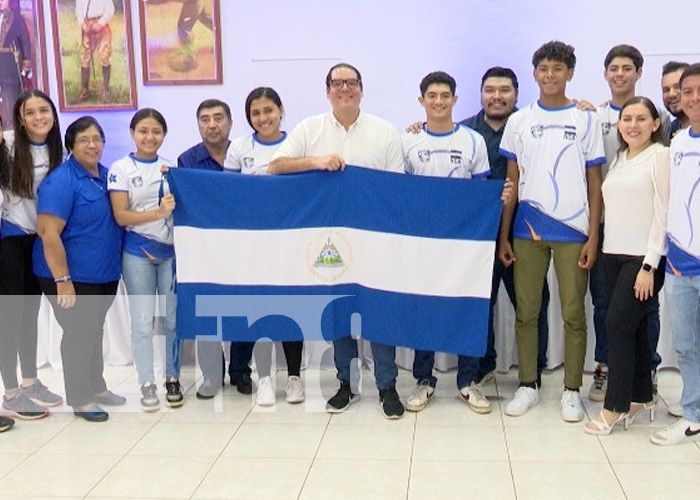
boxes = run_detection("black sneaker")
[379,387,404,420]
[0,415,15,432]
[326,382,360,413]
[165,378,184,408]
[230,373,254,395]
[140,383,160,412]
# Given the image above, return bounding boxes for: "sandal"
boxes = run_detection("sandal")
[584,409,627,435]
[626,401,655,427]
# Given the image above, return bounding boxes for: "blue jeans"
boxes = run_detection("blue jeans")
[664,273,700,423]
[414,254,550,389]
[334,336,397,391]
[122,252,180,385]
[646,296,662,371]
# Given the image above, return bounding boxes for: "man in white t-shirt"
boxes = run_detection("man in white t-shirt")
[269,62,406,419]
[400,71,494,414]
[499,41,605,422]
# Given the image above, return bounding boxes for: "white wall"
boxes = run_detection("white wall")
[40,0,700,167]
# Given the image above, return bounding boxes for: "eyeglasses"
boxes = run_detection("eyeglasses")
[330,79,361,90]
[74,136,104,146]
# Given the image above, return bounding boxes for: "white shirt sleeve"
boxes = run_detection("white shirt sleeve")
[645,147,671,268]
[472,133,491,177]
[107,160,128,192]
[583,111,606,167]
[223,141,242,173]
[384,126,405,173]
[272,121,307,160]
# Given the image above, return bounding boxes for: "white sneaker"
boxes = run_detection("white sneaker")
[458,383,492,414]
[255,376,276,406]
[505,386,539,416]
[668,404,684,418]
[285,376,305,404]
[588,364,607,402]
[405,383,434,412]
[650,418,700,446]
[561,389,584,422]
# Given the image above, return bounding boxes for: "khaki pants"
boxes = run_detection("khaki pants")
[513,238,589,389]
[80,22,112,68]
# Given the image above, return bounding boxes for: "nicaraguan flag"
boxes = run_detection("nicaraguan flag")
[168,166,503,356]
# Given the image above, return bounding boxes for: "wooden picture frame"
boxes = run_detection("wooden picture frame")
[0,0,50,128]
[50,0,137,111]
[139,0,222,85]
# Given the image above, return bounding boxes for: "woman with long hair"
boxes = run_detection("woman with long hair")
[0,90,63,421]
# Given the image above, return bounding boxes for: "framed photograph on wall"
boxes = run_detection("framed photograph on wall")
[139,0,222,85]
[0,0,50,128]
[50,0,137,111]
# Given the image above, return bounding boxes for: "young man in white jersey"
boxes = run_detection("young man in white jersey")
[269,62,407,419]
[499,41,605,421]
[589,45,667,403]
[401,71,492,413]
[651,63,700,446]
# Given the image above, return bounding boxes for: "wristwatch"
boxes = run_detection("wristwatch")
[641,263,655,273]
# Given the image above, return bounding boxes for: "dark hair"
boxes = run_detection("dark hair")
[679,63,700,87]
[419,71,456,96]
[244,87,284,130]
[325,62,363,90]
[662,61,690,77]
[0,115,11,190]
[11,90,62,198]
[64,116,105,156]
[604,44,644,70]
[196,99,231,120]
[480,66,519,92]
[532,41,576,69]
[130,108,168,134]
[616,96,665,151]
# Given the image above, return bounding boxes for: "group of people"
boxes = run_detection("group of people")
[0,39,699,450]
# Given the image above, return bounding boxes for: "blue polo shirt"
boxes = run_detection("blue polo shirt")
[33,156,123,283]
[177,142,228,171]
[460,109,517,180]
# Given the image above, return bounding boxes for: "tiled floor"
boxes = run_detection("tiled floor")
[1,365,699,499]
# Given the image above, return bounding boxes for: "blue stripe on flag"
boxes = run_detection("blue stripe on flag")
[177,283,488,357]
[168,165,503,241]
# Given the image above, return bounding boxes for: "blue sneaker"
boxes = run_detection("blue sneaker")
[21,380,63,407]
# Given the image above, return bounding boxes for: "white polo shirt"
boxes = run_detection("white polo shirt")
[0,131,50,237]
[402,124,490,179]
[499,101,605,242]
[272,111,404,173]
[224,132,287,175]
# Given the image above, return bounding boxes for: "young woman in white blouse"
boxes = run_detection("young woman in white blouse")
[108,108,182,412]
[585,96,669,435]
[225,87,304,406]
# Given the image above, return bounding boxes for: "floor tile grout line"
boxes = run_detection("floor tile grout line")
[295,409,333,500]
[404,410,419,500]
[81,409,165,499]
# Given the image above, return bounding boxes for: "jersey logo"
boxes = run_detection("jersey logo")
[418,150,431,162]
[108,173,118,184]
[530,125,544,138]
[674,152,684,166]
[450,154,463,165]
[602,122,612,135]
[243,157,254,169]
[306,231,353,283]
[563,126,577,141]
[130,176,144,188]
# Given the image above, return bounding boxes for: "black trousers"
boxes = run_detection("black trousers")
[38,278,118,407]
[254,341,303,378]
[0,234,42,390]
[603,254,665,413]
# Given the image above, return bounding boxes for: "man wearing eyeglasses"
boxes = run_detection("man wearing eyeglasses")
[269,62,406,419]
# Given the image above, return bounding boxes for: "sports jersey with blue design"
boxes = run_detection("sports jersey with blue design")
[402,124,490,179]
[499,101,605,242]
[224,132,287,175]
[0,131,51,237]
[108,154,175,259]
[667,127,700,276]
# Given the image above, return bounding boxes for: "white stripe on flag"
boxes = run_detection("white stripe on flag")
[175,226,494,298]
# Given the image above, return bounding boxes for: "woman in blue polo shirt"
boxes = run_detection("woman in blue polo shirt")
[34,116,125,423]
[108,108,182,413]
[0,91,64,421]
[224,87,304,406]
